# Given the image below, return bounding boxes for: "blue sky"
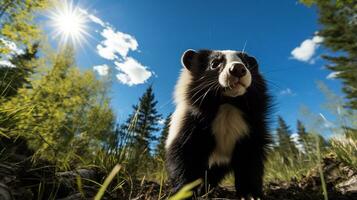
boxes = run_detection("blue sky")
[42,0,343,136]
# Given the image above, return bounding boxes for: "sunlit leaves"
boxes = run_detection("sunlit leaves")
[0,48,115,168]
[0,0,49,54]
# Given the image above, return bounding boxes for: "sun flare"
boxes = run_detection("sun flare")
[48,0,89,46]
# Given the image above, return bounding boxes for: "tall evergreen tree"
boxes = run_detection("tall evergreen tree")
[123,85,162,174]
[0,43,39,98]
[296,119,327,154]
[297,120,307,144]
[156,113,171,161]
[301,0,357,109]
[129,85,162,153]
[297,120,314,154]
[276,116,299,160]
[107,123,135,163]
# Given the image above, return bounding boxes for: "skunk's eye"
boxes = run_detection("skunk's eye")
[210,59,221,69]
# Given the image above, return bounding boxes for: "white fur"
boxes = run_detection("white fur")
[209,104,249,167]
[218,50,252,97]
[166,50,252,150]
[165,69,193,149]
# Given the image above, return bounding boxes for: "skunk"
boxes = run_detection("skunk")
[165,49,272,199]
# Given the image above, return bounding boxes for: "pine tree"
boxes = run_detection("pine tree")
[107,123,134,163]
[156,113,171,161]
[0,43,39,98]
[131,85,162,153]
[276,116,299,161]
[297,120,314,154]
[123,85,162,174]
[297,120,307,145]
[296,119,327,155]
[301,0,357,109]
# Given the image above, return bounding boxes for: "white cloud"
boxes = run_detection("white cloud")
[0,38,24,56]
[88,14,106,27]
[0,60,15,68]
[97,27,138,60]
[93,64,109,76]
[79,9,153,86]
[115,57,152,86]
[326,71,340,79]
[79,9,106,27]
[279,88,296,96]
[291,35,323,63]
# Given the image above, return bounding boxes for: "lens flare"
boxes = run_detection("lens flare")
[48,0,89,47]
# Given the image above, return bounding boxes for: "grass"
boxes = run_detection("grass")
[330,137,357,170]
[316,134,328,200]
[94,164,122,200]
[1,87,356,200]
[168,179,202,200]
[264,150,319,182]
[2,110,356,200]
[2,131,356,200]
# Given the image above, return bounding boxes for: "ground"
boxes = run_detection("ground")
[0,138,356,200]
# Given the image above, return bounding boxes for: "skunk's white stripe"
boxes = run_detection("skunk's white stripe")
[165,69,192,149]
[165,104,187,149]
[209,104,249,167]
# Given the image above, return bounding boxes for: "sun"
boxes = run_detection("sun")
[48,0,89,47]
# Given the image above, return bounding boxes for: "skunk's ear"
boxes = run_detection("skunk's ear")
[181,49,197,70]
[239,52,259,70]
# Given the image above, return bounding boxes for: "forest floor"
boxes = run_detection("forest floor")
[1,138,356,200]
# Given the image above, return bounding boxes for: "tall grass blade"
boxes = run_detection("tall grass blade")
[94,164,122,200]
[316,135,328,200]
[169,179,202,200]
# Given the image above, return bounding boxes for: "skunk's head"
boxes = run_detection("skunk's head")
[179,49,259,103]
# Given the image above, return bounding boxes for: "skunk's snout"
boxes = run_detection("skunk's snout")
[229,63,247,78]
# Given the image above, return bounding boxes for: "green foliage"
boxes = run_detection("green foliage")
[120,85,162,175]
[156,113,171,161]
[0,43,39,98]
[275,116,299,163]
[130,85,162,152]
[0,48,115,169]
[300,0,355,7]
[301,0,357,109]
[0,1,355,198]
[265,148,319,182]
[94,164,122,200]
[266,116,329,182]
[317,81,357,132]
[267,82,356,183]
[0,0,49,54]
[297,120,327,155]
[330,136,357,170]
[169,179,202,200]
[265,134,325,182]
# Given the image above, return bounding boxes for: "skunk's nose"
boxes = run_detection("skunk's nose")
[229,63,247,78]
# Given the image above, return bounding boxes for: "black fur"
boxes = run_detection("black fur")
[166,50,272,199]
